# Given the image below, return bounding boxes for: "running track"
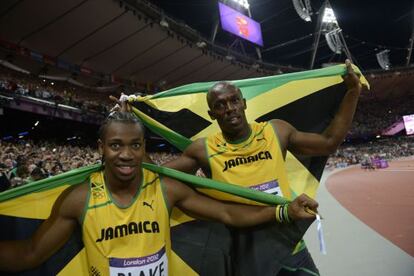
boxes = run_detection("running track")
[303,159,414,276]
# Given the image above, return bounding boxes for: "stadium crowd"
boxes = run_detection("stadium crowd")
[0,66,111,114]
[0,138,185,191]
[2,66,414,139]
[349,94,414,137]
[1,134,413,191]
[0,140,100,191]
[326,135,414,169]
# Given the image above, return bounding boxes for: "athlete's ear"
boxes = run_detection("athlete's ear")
[243,98,247,110]
[208,110,216,120]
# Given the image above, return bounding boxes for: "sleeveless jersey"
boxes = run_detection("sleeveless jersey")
[204,121,290,205]
[82,169,171,276]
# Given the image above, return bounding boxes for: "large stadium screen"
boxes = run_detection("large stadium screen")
[403,114,414,135]
[218,2,263,46]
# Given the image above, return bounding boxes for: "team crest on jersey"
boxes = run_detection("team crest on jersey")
[91,182,105,199]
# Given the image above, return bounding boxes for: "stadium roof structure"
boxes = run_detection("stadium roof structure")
[0,0,413,90]
[147,0,414,70]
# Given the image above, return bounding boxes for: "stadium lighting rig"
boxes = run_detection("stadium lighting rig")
[319,6,351,57]
[292,0,313,22]
[376,49,391,70]
[309,1,356,68]
[322,7,338,24]
[229,0,250,9]
[325,28,343,54]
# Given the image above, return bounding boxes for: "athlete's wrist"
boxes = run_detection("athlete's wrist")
[275,204,291,223]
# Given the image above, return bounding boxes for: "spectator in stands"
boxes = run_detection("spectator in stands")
[28,167,47,182]
[0,164,11,192]
[327,136,414,169]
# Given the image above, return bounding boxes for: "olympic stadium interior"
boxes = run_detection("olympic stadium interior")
[0,1,414,275]
[1,0,414,163]
[0,0,413,156]
[1,0,413,140]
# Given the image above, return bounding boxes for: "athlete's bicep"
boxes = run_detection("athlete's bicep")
[272,119,334,156]
[0,185,83,271]
[28,203,79,266]
[288,130,336,156]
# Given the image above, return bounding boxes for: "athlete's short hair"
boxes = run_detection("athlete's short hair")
[98,112,145,140]
[206,81,242,108]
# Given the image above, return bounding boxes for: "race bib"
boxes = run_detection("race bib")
[109,247,168,276]
[250,180,284,197]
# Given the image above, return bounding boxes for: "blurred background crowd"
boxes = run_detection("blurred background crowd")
[1,63,414,191]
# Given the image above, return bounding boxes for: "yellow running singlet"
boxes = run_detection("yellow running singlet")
[82,169,171,276]
[203,121,290,205]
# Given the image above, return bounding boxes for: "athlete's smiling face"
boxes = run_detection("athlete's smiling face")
[207,82,248,136]
[99,121,145,185]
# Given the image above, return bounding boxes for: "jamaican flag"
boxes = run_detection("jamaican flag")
[0,64,368,275]
[128,63,369,275]
[0,165,98,275]
[130,63,368,199]
[0,164,289,275]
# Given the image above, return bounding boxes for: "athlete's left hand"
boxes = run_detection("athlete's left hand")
[342,59,362,90]
[288,193,319,220]
[109,94,131,113]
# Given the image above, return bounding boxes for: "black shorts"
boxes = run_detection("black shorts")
[278,247,319,276]
[171,218,314,276]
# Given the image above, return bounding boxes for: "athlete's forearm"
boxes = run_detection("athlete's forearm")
[164,155,200,174]
[221,204,275,227]
[322,86,361,151]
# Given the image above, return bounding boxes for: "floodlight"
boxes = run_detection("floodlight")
[322,8,337,24]
[325,29,342,54]
[292,0,312,22]
[376,49,391,70]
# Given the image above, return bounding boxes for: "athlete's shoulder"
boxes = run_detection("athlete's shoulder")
[268,119,293,155]
[192,137,207,147]
[184,138,207,156]
[269,119,293,128]
[55,181,89,222]
[250,121,270,132]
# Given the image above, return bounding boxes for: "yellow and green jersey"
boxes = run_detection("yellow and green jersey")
[203,121,290,205]
[82,169,170,276]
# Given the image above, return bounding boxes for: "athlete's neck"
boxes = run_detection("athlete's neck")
[223,124,251,144]
[104,169,141,195]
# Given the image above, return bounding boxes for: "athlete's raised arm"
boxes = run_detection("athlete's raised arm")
[273,60,363,157]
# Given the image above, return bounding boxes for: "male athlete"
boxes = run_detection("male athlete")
[0,112,318,275]
[153,60,362,275]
